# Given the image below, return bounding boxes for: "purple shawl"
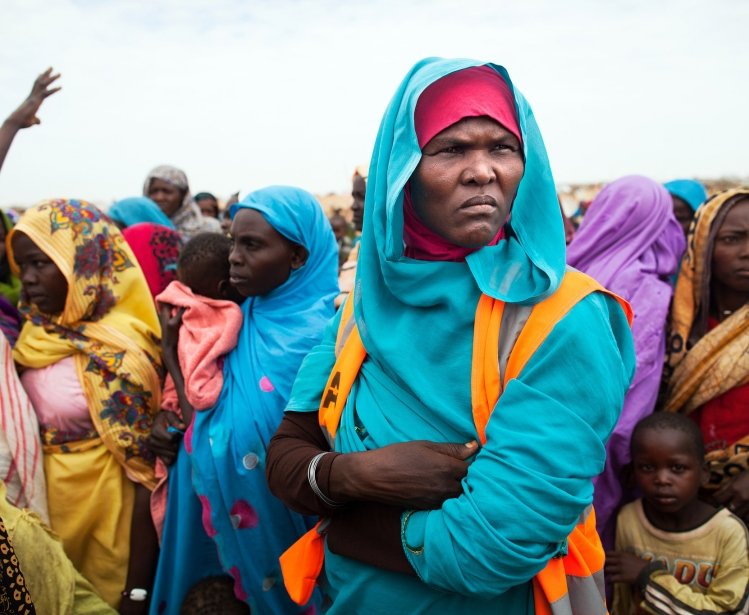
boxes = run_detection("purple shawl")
[567,175,686,549]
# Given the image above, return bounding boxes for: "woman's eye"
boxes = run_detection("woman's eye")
[719,235,739,244]
[439,146,462,155]
[492,143,518,153]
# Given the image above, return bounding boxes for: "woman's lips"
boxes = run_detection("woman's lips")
[460,195,497,215]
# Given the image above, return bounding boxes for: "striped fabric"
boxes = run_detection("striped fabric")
[0,335,47,523]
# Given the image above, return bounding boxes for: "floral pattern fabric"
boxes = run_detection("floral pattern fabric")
[9,199,162,488]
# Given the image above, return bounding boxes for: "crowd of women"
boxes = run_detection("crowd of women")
[0,58,746,615]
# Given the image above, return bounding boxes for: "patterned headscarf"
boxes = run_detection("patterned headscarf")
[9,199,162,488]
[663,189,749,414]
[143,165,221,239]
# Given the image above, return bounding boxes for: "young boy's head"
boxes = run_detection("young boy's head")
[630,412,707,514]
[177,232,242,303]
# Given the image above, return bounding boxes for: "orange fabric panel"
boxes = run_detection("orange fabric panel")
[279,522,325,606]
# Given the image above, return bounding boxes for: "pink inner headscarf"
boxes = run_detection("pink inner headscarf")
[404,65,522,261]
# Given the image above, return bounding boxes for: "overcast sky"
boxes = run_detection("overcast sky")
[0,0,746,208]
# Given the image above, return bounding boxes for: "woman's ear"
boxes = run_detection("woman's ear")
[290,245,308,270]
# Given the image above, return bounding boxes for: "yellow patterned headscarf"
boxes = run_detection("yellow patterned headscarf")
[663,188,749,415]
[9,199,161,489]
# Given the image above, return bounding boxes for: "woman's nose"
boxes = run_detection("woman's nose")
[463,152,496,185]
[20,266,36,285]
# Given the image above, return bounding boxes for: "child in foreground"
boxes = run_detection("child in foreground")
[607,412,749,614]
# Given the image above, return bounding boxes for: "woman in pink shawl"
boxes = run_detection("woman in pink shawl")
[567,175,686,551]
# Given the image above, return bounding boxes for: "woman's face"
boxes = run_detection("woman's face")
[148,178,185,218]
[197,196,219,218]
[672,196,694,237]
[228,208,307,297]
[10,231,68,314]
[351,175,366,232]
[410,116,524,248]
[711,198,749,296]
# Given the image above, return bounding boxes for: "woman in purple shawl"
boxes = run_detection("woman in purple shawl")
[567,175,686,551]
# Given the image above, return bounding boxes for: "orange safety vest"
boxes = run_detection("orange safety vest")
[281,269,632,614]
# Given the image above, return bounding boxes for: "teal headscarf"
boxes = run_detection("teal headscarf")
[663,179,708,212]
[354,58,566,413]
[108,196,176,229]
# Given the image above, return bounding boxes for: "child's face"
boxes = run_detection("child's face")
[632,428,706,515]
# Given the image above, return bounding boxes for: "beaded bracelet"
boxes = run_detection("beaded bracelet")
[307,452,343,508]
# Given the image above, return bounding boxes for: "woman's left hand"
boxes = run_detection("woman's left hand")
[714,471,749,520]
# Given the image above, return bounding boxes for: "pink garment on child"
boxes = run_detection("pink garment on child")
[155,280,243,412]
[21,356,92,436]
[151,280,243,540]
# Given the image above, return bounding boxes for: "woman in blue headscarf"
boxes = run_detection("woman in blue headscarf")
[108,196,176,230]
[266,58,635,614]
[150,186,338,614]
[664,178,708,237]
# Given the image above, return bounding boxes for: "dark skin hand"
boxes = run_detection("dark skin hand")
[328,440,478,509]
[146,410,185,466]
[604,550,649,585]
[145,305,191,465]
[120,484,159,615]
[713,471,749,522]
[0,68,61,173]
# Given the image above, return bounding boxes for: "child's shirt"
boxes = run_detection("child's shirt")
[612,499,749,614]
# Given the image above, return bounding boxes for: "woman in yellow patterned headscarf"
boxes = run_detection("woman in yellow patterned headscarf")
[8,198,162,609]
[663,189,749,517]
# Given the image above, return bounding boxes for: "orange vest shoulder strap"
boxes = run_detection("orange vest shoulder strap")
[472,269,632,445]
[319,297,368,444]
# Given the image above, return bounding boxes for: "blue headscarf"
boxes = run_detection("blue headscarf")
[663,179,708,212]
[107,196,176,229]
[188,186,338,612]
[351,57,565,422]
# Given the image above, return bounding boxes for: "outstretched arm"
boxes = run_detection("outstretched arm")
[0,68,61,173]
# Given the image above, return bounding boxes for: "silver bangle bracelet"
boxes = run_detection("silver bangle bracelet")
[307,452,343,508]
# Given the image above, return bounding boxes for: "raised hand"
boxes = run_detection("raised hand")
[6,67,61,130]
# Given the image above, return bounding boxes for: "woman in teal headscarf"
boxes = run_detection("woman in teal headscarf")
[266,58,635,613]
[151,186,338,614]
[108,196,176,230]
[664,178,708,237]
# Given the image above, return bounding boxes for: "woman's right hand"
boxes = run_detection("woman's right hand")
[146,411,186,465]
[329,440,478,510]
